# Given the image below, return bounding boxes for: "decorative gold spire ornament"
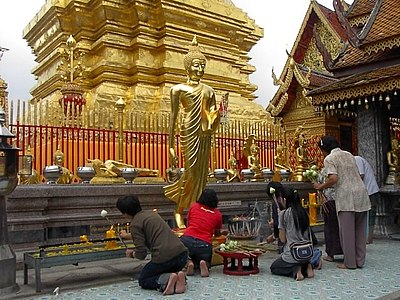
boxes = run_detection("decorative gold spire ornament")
[164,36,221,228]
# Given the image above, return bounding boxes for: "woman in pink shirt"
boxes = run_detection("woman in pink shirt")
[181,188,225,277]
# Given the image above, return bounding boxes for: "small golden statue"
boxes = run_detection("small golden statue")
[292,125,314,181]
[54,147,73,184]
[227,152,240,183]
[164,35,221,228]
[243,134,263,181]
[88,159,160,184]
[386,136,400,185]
[166,155,183,183]
[274,144,291,172]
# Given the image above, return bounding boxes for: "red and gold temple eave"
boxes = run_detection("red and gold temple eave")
[308,64,400,105]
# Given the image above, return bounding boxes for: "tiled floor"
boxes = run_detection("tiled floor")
[28,238,400,300]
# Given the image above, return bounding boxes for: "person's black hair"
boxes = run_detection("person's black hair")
[197,188,218,208]
[319,135,340,154]
[116,195,142,216]
[266,181,284,197]
[282,187,309,233]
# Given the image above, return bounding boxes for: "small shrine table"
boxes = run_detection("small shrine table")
[215,250,262,276]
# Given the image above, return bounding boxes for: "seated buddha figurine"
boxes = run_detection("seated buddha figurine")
[386,137,400,184]
[293,126,314,181]
[227,153,240,183]
[274,144,291,172]
[54,148,73,184]
[248,142,263,180]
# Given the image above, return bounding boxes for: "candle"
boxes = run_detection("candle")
[308,193,317,225]
[105,226,118,249]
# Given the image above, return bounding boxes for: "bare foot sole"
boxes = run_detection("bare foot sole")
[162,273,177,296]
[186,261,194,276]
[295,270,304,281]
[307,264,314,278]
[175,271,186,294]
[316,259,322,270]
[200,260,209,277]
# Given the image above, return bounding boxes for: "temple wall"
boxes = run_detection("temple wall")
[357,105,400,237]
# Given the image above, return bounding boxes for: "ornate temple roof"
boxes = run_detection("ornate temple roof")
[267,0,344,117]
[309,0,400,105]
[309,63,400,105]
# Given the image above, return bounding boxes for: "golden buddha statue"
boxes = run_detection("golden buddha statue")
[248,143,263,180]
[242,134,263,181]
[293,125,314,181]
[274,144,290,172]
[227,153,240,183]
[54,147,73,184]
[164,36,221,228]
[88,159,159,184]
[386,136,400,184]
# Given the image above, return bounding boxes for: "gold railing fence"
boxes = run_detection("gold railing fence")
[8,99,284,182]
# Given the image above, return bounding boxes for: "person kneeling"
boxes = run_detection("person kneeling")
[270,188,314,281]
[117,195,188,295]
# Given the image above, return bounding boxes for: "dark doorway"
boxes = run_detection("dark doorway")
[340,125,353,152]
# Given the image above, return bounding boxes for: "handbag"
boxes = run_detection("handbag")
[289,238,313,263]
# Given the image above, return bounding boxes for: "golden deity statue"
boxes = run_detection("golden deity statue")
[164,36,221,228]
[292,125,314,181]
[386,136,400,184]
[54,147,73,184]
[274,144,291,172]
[227,153,240,183]
[243,134,263,181]
[88,159,159,184]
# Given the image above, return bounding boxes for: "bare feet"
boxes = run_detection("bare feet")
[200,260,209,277]
[337,263,348,269]
[315,258,322,270]
[186,260,194,276]
[162,273,177,296]
[322,255,334,262]
[307,263,314,278]
[175,271,186,294]
[295,268,304,281]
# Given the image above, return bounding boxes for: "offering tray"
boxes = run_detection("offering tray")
[24,238,133,292]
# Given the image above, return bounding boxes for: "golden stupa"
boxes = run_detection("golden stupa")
[23,0,270,122]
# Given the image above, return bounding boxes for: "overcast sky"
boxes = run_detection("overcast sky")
[0,0,336,108]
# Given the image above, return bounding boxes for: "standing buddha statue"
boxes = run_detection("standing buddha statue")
[164,36,221,228]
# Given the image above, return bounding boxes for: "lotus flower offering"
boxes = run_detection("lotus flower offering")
[303,165,319,182]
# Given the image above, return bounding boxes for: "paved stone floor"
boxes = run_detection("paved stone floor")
[3,237,400,300]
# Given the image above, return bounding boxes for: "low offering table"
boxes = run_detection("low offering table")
[215,250,262,276]
[24,238,131,292]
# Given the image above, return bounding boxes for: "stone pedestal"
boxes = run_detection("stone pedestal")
[377,185,400,237]
[0,196,19,295]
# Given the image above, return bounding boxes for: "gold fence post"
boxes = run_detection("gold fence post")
[115,97,126,162]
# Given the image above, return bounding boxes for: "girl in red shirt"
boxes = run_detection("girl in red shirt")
[181,188,224,277]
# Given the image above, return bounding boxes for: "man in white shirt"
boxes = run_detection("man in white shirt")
[355,156,380,244]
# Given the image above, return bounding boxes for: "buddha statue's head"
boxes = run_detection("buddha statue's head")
[54,147,64,166]
[184,36,207,82]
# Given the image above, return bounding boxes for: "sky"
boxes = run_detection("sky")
[0,0,336,108]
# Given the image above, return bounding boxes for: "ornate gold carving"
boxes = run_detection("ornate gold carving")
[312,78,400,105]
[364,37,400,54]
[349,15,369,28]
